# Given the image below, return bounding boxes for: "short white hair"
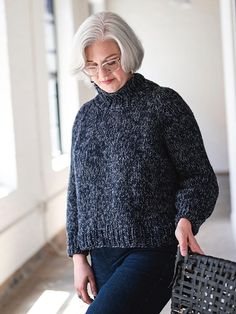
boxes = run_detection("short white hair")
[70,11,144,79]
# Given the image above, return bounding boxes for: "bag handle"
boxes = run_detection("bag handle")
[169,246,192,287]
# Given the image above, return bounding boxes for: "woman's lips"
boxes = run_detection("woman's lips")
[101,79,114,84]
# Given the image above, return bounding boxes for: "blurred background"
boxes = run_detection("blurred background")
[0,0,236,313]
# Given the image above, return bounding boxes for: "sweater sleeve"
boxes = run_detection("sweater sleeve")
[66,112,88,257]
[158,88,219,234]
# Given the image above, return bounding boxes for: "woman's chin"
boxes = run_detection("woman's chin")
[99,80,117,93]
[100,81,127,94]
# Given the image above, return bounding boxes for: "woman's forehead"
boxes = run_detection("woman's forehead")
[85,40,120,62]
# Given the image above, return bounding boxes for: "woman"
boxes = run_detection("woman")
[66,11,219,314]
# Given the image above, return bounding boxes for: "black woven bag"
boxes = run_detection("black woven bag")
[171,248,236,313]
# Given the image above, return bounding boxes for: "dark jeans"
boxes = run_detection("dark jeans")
[85,245,177,314]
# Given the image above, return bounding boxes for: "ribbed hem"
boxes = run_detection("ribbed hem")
[76,217,177,252]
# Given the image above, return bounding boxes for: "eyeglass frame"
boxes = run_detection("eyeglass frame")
[83,58,121,76]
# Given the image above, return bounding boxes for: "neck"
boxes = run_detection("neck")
[94,73,145,103]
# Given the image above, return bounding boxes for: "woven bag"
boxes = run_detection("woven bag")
[171,248,236,313]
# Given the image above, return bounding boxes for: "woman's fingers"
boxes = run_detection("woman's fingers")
[89,275,98,298]
[80,285,93,304]
[73,254,97,304]
[77,278,94,304]
[188,235,204,255]
[177,232,188,256]
[77,275,97,304]
[175,217,204,256]
[175,218,190,256]
[177,232,204,256]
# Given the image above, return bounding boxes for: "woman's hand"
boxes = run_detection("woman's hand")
[175,218,204,256]
[73,254,97,304]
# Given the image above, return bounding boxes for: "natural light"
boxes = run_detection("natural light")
[26,290,89,314]
[62,294,89,314]
[26,290,70,314]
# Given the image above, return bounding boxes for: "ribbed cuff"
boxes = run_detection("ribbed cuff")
[68,249,89,258]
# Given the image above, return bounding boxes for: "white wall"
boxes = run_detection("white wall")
[219,0,236,243]
[107,0,228,173]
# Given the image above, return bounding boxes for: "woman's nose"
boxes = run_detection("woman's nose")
[98,66,110,79]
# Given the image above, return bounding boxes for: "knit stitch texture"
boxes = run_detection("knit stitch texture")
[66,73,219,257]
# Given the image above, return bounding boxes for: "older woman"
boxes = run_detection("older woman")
[66,11,218,314]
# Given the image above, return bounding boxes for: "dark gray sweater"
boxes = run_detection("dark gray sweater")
[66,73,219,257]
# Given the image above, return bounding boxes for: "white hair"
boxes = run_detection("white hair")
[70,11,144,79]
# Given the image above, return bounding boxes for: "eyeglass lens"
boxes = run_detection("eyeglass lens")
[84,59,120,76]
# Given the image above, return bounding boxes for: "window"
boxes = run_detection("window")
[44,0,62,158]
[0,0,17,198]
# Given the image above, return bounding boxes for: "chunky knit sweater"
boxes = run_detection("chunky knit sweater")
[66,73,219,257]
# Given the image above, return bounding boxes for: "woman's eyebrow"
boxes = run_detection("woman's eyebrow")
[86,53,119,63]
[103,53,119,61]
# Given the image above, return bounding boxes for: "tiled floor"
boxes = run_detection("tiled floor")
[0,175,235,314]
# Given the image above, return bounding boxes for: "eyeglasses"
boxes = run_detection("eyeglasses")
[83,58,120,76]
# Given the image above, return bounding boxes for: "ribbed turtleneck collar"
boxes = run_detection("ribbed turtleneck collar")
[94,73,146,103]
